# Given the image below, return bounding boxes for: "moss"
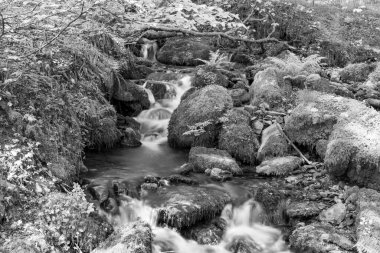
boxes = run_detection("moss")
[193,65,229,88]
[340,62,377,83]
[218,109,259,165]
[168,85,233,149]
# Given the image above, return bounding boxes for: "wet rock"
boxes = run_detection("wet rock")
[339,62,376,83]
[257,124,289,161]
[319,202,347,225]
[185,218,226,245]
[218,109,259,165]
[176,163,193,175]
[87,180,115,204]
[287,201,327,219]
[355,188,380,253]
[141,183,158,192]
[256,156,303,176]
[93,221,152,253]
[119,60,154,80]
[157,186,231,228]
[290,223,355,252]
[119,179,141,198]
[229,88,250,107]
[111,79,150,117]
[157,38,213,66]
[249,67,283,109]
[304,74,353,98]
[193,65,229,88]
[144,175,159,184]
[210,168,233,181]
[164,174,199,186]
[189,146,242,175]
[226,237,262,253]
[168,85,233,149]
[145,81,176,100]
[315,139,329,159]
[120,127,142,147]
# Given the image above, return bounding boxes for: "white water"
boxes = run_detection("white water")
[104,196,290,253]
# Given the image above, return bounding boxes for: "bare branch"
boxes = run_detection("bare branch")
[267,23,278,38]
[137,25,283,46]
[0,12,4,39]
[21,1,85,58]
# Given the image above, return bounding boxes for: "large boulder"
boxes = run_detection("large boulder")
[189,146,242,175]
[285,91,380,190]
[156,186,231,228]
[111,78,150,116]
[157,38,214,66]
[218,109,259,165]
[249,67,284,109]
[168,85,233,149]
[92,221,152,253]
[193,65,229,88]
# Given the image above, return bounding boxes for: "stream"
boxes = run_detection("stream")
[84,55,292,252]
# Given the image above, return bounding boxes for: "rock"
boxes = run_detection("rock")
[185,218,226,245]
[305,74,353,98]
[145,81,176,100]
[249,67,283,109]
[119,60,154,80]
[319,202,347,225]
[286,91,380,190]
[290,223,355,252]
[210,168,233,181]
[189,146,242,175]
[156,38,213,66]
[339,62,376,83]
[111,79,150,117]
[93,221,152,253]
[193,65,229,88]
[256,156,303,176]
[156,186,231,228]
[283,75,307,89]
[366,98,380,109]
[168,85,233,149]
[257,124,289,161]
[226,237,262,253]
[164,174,199,185]
[175,163,193,175]
[355,188,380,253]
[141,183,158,191]
[251,119,264,135]
[231,51,255,65]
[287,201,327,219]
[218,109,259,165]
[229,88,250,107]
[120,127,142,147]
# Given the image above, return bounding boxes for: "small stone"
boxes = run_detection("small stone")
[210,168,232,182]
[319,203,346,225]
[141,183,158,191]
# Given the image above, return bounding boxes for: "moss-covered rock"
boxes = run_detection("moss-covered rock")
[305,74,353,98]
[340,62,377,83]
[257,124,289,162]
[156,38,214,66]
[93,221,152,253]
[256,156,303,176]
[218,109,259,165]
[229,88,250,107]
[156,185,231,229]
[249,67,284,109]
[193,65,229,88]
[168,85,233,149]
[189,146,242,175]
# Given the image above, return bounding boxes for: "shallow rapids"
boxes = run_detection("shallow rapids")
[104,197,291,253]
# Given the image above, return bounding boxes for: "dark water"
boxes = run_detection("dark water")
[84,141,188,182]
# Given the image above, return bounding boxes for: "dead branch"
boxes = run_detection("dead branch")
[137,26,282,45]
[275,122,312,165]
[0,12,4,39]
[21,1,85,58]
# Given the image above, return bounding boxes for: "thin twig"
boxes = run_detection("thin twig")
[243,8,255,24]
[0,12,4,39]
[21,1,85,58]
[275,122,312,165]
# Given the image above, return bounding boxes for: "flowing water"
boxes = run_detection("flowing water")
[85,46,291,252]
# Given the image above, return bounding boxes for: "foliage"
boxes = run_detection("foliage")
[269,53,324,76]
[38,184,96,252]
[197,49,231,68]
[183,120,213,136]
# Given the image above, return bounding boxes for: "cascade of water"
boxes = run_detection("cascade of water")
[108,197,291,253]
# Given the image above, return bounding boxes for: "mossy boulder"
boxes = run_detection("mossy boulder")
[218,109,259,165]
[189,146,242,175]
[92,221,152,253]
[256,156,303,176]
[193,65,229,88]
[111,78,151,117]
[156,38,214,66]
[339,62,377,83]
[156,185,231,228]
[229,88,250,107]
[286,91,380,190]
[168,85,233,149]
[305,74,353,98]
[249,67,284,109]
